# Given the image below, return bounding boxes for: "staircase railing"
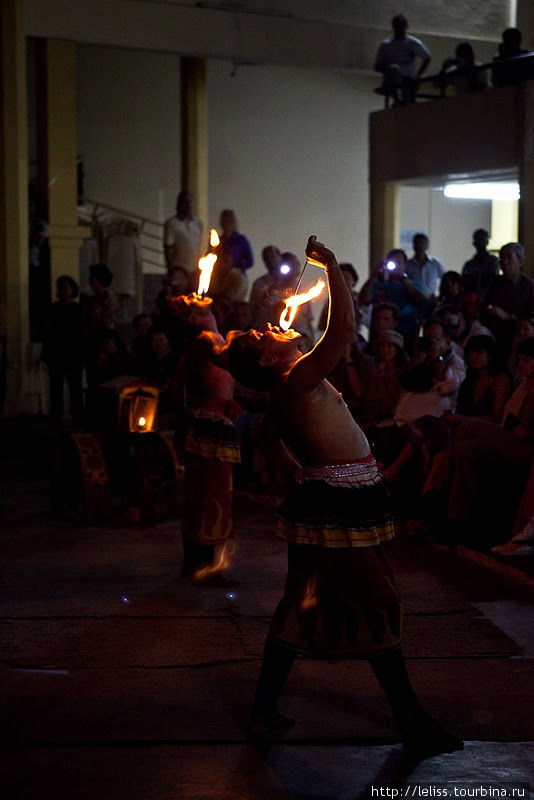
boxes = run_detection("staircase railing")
[80,197,166,273]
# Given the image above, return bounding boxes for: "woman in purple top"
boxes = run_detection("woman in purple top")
[219,209,253,273]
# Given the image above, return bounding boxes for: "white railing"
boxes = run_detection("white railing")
[81,197,166,273]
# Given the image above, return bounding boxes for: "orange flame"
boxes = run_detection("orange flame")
[197,252,218,296]
[301,576,318,610]
[210,228,220,247]
[192,542,236,582]
[279,278,326,332]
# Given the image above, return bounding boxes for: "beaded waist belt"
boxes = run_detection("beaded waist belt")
[299,457,382,488]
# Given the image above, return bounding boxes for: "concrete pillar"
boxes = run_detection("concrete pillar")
[181,57,208,232]
[35,38,84,287]
[0,0,34,415]
[369,181,400,272]
[518,81,534,277]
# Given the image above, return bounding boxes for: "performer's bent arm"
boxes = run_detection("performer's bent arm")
[288,239,355,391]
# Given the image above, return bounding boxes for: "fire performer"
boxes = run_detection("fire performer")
[219,236,463,760]
[171,291,241,585]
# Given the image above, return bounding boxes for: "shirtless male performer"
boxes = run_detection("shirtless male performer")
[172,293,241,584]
[220,236,463,759]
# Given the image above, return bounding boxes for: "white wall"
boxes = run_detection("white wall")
[208,61,382,286]
[400,186,492,272]
[77,45,182,221]
[76,45,384,287]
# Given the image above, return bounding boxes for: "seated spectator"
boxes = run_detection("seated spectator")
[457,293,494,348]
[421,337,534,546]
[41,275,84,425]
[145,328,182,416]
[492,27,534,88]
[318,262,359,332]
[209,242,248,304]
[226,301,254,333]
[508,314,534,375]
[407,233,446,298]
[439,42,489,94]
[374,14,431,105]
[482,242,534,357]
[130,312,154,376]
[435,270,463,315]
[345,329,408,426]
[219,209,253,274]
[365,301,400,355]
[453,335,510,423]
[461,229,499,295]
[359,249,424,348]
[419,319,466,407]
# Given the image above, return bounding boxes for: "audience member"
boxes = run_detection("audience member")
[482,242,534,355]
[318,263,359,332]
[419,319,466,406]
[130,313,154,376]
[41,276,84,425]
[407,233,446,298]
[163,191,203,279]
[359,249,424,347]
[374,14,431,104]
[250,245,283,327]
[219,209,254,274]
[457,293,494,348]
[422,337,534,545]
[366,302,400,355]
[226,301,254,333]
[439,42,489,94]
[435,271,463,314]
[508,315,534,375]
[461,229,499,295]
[492,28,534,88]
[144,327,182,417]
[346,329,408,426]
[453,335,510,423]
[209,242,248,304]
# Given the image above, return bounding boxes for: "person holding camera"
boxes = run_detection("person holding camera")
[359,249,424,351]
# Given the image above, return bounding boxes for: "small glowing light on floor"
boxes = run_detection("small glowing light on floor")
[226,592,237,600]
[121,595,130,604]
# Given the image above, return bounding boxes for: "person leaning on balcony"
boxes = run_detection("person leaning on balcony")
[492,28,534,88]
[163,191,203,282]
[374,14,431,105]
[439,42,489,95]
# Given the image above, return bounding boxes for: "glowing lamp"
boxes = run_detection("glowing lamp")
[386,260,396,271]
[118,384,159,433]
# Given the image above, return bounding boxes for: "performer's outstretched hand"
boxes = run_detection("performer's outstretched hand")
[305,235,337,269]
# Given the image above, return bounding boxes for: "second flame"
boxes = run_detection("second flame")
[279,278,326,332]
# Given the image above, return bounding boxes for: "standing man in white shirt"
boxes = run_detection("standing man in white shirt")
[374,15,431,104]
[164,191,203,285]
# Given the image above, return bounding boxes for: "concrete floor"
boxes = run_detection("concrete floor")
[1,420,534,799]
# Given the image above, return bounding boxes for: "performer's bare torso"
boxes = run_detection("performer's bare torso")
[273,376,370,466]
[187,335,235,412]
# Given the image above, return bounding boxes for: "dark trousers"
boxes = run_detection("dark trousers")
[48,360,84,423]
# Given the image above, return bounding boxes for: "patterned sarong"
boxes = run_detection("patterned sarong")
[182,409,240,546]
[270,457,402,658]
[276,456,395,548]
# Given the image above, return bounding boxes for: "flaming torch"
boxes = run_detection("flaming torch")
[279,278,326,332]
[196,229,221,296]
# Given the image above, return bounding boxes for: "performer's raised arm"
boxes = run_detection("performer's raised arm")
[287,237,355,392]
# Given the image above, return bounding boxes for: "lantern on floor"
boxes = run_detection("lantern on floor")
[118,383,159,433]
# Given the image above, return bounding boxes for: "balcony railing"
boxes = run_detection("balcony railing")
[375,51,534,109]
